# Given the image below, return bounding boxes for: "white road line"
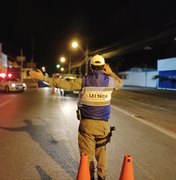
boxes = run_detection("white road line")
[0,99,13,107]
[112,105,176,140]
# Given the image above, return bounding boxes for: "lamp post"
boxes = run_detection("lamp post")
[68,56,71,74]
[16,49,26,83]
[71,38,89,76]
[84,39,89,76]
[71,41,82,76]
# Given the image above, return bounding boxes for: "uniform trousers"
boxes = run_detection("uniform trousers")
[78,119,110,179]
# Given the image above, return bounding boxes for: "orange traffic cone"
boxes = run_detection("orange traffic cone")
[35,81,39,90]
[119,155,134,180]
[77,153,91,180]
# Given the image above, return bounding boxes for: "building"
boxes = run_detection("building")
[0,43,8,73]
[157,57,176,90]
[119,57,176,91]
[119,67,157,88]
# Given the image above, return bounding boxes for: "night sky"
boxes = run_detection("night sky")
[1,0,176,75]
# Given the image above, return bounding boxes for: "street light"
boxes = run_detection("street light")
[71,41,78,48]
[56,64,60,69]
[60,67,64,72]
[60,57,66,63]
[59,56,71,74]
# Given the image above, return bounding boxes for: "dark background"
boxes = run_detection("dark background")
[1,0,176,75]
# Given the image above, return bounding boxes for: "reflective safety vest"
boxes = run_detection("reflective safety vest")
[78,70,115,121]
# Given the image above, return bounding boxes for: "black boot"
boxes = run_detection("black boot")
[91,176,95,180]
[90,161,95,180]
[98,175,105,180]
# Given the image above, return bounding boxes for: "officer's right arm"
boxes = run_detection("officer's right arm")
[29,69,82,90]
[50,77,82,90]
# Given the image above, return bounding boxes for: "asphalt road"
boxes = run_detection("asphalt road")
[0,87,176,180]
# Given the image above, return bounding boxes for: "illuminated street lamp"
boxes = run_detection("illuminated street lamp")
[59,56,71,74]
[71,41,78,48]
[60,57,66,63]
[56,64,60,69]
[56,63,65,73]
[60,67,64,72]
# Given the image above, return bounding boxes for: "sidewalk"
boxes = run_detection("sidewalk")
[113,86,176,113]
[112,86,176,138]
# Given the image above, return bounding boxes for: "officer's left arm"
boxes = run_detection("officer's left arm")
[103,64,123,90]
[113,76,123,90]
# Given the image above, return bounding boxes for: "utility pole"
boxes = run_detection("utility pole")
[31,36,34,63]
[16,49,26,82]
[85,38,89,76]
[68,56,71,74]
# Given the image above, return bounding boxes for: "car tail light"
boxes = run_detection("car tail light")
[7,73,12,78]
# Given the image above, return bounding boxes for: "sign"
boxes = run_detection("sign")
[16,56,26,62]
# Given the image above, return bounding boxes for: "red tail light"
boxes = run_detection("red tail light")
[7,73,12,78]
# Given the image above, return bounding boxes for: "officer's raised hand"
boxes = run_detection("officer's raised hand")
[103,63,113,76]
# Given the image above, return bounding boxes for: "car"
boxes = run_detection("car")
[0,75,26,92]
[38,80,50,88]
[60,76,80,96]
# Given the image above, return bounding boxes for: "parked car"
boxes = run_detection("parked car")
[60,76,80,96]
[0,76,26,92]
[38,80,50,87]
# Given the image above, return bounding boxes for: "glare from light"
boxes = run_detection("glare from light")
[0,73,6,78]
[60,57,66,62]
[56,64,60,68]
[60,67,64,72]
[72,41,78,48]
[8,73,12,78]
[11,83,16,88]
[42,66,46,72]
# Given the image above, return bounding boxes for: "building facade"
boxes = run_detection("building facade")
[157,57,176,90]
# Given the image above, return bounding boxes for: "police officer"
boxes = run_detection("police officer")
[30,54,123,180]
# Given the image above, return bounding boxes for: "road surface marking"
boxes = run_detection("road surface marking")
[112,105,176,140]
[0,99,13,107]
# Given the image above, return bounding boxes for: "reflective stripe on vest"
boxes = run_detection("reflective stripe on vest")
[79,86,114,106]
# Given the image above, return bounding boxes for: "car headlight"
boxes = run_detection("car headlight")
[11,83,16,88]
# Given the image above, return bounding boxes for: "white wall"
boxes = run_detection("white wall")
[0,53,8,72]
[120,71,157,88]
[146,71,157,87]
[158,57,176,71]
